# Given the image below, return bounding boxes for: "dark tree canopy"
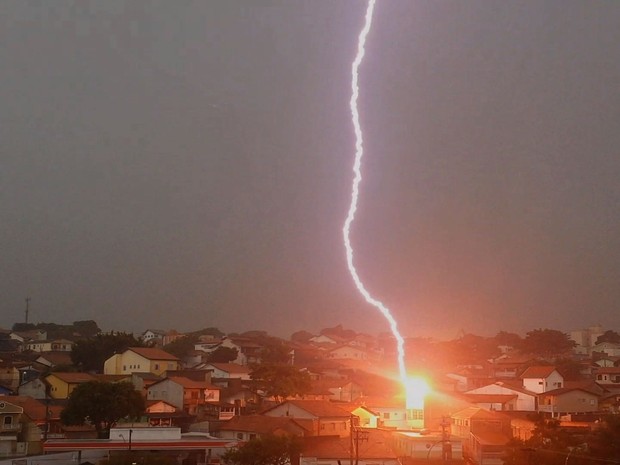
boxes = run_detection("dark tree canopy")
[71,332,146,372]
[290,330,313,344]
[518,329,576,358]
[494,331,522,348]
[61,381,145,437]
[207,346,239,363]
[595,330,620,345]
[250,364,311,402]
[222,434,301,465]
[163,334,198,359]
[12,320,101,340]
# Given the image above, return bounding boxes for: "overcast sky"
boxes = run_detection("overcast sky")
[2,0,619,339]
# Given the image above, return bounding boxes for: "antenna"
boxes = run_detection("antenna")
[25,297,31,324]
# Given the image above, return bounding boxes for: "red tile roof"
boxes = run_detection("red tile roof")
[262,400,351,418]
[128,347,179,361]
[46,372,97,383]
[520,366,558,379]
[219,415,311,435]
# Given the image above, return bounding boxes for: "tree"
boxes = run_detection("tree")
[61,381,145,438]
[72,320,101,338]
[494,331,522,348]
[587,415,620,460]
[71,332,146,372]
[250,364,311,402]
[595,330,620,345]
[163,334,198,359]
[290,330,313,344]
[518,329,576,358]
[207,346,239,363]
[222,434,301,465]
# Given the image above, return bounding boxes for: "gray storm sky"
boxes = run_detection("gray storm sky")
[1,0,619,339]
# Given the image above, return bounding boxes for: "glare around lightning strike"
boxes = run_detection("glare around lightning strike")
[343,0,407,383]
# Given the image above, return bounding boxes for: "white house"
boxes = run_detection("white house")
[520,366,564,394]
[197,363,251,380]
[465,382,538,411]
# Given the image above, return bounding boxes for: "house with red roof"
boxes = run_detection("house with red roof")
[217,414,311,441]
[593,366,620,387]
[451,407,512,465]
[197,363,251,380]
[262,400,352,437]
[104,347,180,376]
[44,372,98,399]
[520,366,564,394]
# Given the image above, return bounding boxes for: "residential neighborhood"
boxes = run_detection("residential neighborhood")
[0,322,620,465]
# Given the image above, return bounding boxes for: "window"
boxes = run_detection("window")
[249,434,256,440]
[155,364,159,370]
[383,413,390,419]
[236,433,244,440]
[4,416,12,427]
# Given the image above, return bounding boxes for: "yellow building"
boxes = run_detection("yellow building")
[44,372,97,399]
[104,347,180,377]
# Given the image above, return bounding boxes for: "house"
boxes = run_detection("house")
[44,372,97,399]
[218,378,261,414]
[490,355,537,379]
[357,396,408,430]
[349,405,379,428]
[308,334,341,345]
[0,363,21,391]
[145,400,193,429]
[462,393,518,412]
[592,367,620,387]
[4,395,64,447]
[223,337,264,366]
[300,430,399,465]
[326,345,369,361]
[24,339,73,353]
[17,378,48,400]
[34,351,73,370]
[591,341,620,357]
[451,407,511,465]
[0,399,24,458]
[197,363,251,380]
[147,376,221,417]
[464,382,537,411]
[141,329,166,344]
[216,415,310,441]
[104,347,180,376]
[538,387,600,417]
[520,366,564,394]
[262,400,352,437]
[140,329,184,347]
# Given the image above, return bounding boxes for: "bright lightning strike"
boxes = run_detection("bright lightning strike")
[343,0,407,384]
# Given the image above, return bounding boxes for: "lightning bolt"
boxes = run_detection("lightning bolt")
[343,0,407,383]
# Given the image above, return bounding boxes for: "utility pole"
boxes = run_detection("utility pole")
[350,416,369,465]
[25,297,31,324]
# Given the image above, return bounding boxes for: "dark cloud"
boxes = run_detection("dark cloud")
[2,1,619,338]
